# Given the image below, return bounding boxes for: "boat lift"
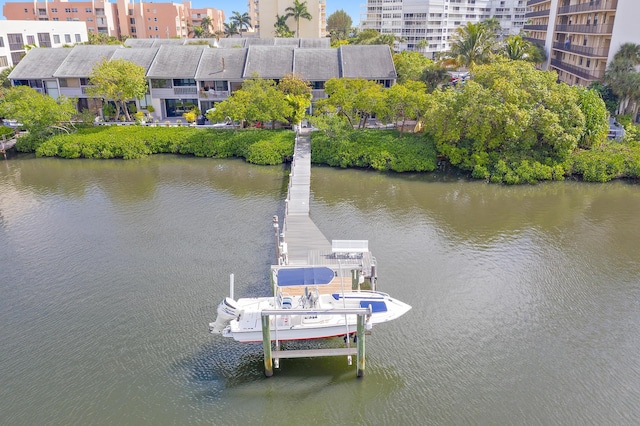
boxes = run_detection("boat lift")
[260,306,372,378]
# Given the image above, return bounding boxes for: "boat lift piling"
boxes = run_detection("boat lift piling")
[260,307,371,378]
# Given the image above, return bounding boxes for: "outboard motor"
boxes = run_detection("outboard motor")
[209,297,239,334]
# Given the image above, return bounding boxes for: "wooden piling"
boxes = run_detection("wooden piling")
[261,315,273,377]
[356,313,366,378]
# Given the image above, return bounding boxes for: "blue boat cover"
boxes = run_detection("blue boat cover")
[360,300,387,313]
[277,267,335,286]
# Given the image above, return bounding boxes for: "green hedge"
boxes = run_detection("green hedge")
[570,141,640,182]
[27,126,294,165]
[311,129,438,172]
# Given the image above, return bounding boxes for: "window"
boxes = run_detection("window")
[53,17,59,21]
[64,34,71,43]
[79,78,90,85]
[51,7,57,12]
[130,18,135,24]
[75,34,81,42]
[154,17,158,21]
[0,37,4,48]
[151,79,171,89]
[65,8,71,12]
[37,33,52,47]
[59,78,68,87]
[87,17,93,22]
[71,8,78,12]
[155,26,158,31]
[586,59,591,68]
[131,27,137,33]
[53,34,60,43]
[86,8,92,13]
[11,52,23,65]
[0,56,8,67]
[24,8,28,13]
[27,35,35,45]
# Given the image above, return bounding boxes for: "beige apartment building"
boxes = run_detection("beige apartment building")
[3,0,224,40]
[525,0,640,86]
[248,0,326,38]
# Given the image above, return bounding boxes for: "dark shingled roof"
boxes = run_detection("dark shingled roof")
[8,48,72,80]
[299,38,330,48]
[124,39,156,48]
[293,49,339,81]
[147,45,207,78]
[217,38,246,48]
[243,46,294,79]
[54,45,121,77]
[111,47,159,72]
[195,48,247,80]
[339,45,397,79]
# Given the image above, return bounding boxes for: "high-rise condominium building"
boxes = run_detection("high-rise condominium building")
[524,0,640,86]
[361,0,527,56]
[2,0,224,40]
[248,0,326,38]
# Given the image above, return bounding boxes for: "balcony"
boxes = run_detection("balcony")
[527,0,550,5]
[523,36,545,47]
[174,87,197,96]
[550,59,603,81]
[555,24,614,34]
[525,9,550,18]
[557,0,617,15]
[198,89,228,100]
[552,42,609,58]
[523,24,549,31]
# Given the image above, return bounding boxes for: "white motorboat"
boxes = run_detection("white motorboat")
[209,266,412,343]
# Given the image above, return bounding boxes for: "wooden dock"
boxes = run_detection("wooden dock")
[262,130,376,377]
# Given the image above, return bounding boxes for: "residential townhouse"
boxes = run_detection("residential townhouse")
[7,39,397,120]
[2,0,225,40]
[0,20,88,71]
[524,0,640,86]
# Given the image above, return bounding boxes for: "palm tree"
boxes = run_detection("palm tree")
[230,11,252,38]
[446,22,495,68]
[285,0,312,38]
[613,42,640,63]
[274,14,293,38]
[188,23,204,38]
[503,35,528,60]
[200,16,213,37]
[213,30,225,42]
[223,22,239,38]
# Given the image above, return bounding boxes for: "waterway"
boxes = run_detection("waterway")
[1,154,639,425]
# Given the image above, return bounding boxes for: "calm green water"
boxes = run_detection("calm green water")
[1,155,639,425]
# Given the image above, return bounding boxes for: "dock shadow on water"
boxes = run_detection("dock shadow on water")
[179,336,404,402]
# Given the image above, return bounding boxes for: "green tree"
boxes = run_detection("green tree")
[86,33,123,45]
[444,21,496,68]
[0,86,76,136]
[209,76,291,128]
[382,81,428,137]
[424,61,588,183]
[230,11,252,37]
[315,78,385,129]
[274,14,293,38]
[393,51,433,83]
[576,87,609,149]
[188,24,205,38]
[502,35,546,64]
[278,73,312,125]
[86,59,147,122]
[0,66,14,89]
[327,9,352,41]
[285,0,312,38]
[200,16,214,37]
[604,43,640,117]
[421,63,450,93]
[223,21,239,38]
